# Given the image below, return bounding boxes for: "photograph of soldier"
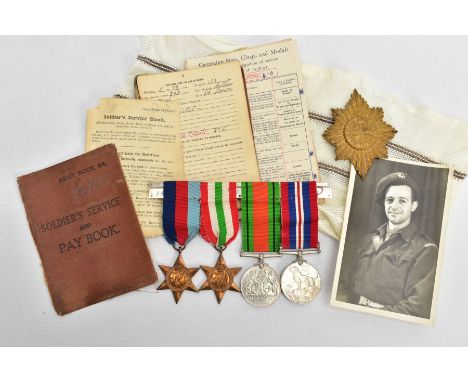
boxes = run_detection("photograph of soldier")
[332,159,451,324]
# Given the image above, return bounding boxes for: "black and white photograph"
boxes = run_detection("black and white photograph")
[331,158,452,325]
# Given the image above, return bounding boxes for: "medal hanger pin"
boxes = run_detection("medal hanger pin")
[280,246,322,304]
[240,250,282,307]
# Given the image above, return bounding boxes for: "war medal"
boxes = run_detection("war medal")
[199,182,242,303]
[280,182,321,304]
[323,89,397,178]
[158,181,200,303]
[240,182,281,307]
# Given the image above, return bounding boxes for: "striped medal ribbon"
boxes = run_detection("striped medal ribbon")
[162,181,200,249]
[199,182,241,304]
[241,182,281,253]
[158,181,200,303]
[200,182,239,249]
[280,181,319,250]
[240,182,281,307]
[279,181,321,305]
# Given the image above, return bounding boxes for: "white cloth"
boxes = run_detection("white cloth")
[115,36,243,99]
[116,36,468,240]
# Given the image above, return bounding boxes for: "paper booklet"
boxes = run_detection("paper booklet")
[18,145,157,315]
[135,61,260,183]
[186,39,320,182]
[86,98,185,237]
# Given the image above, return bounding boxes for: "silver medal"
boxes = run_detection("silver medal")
[241,263,281,307]
[281,261,321,304]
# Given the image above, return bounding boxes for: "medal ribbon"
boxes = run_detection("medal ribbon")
[200,182,239,248]
[280,181,319,250]
[162,181,200,247]
[241,182,281,252]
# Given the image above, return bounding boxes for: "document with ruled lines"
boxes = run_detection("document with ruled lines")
[86,98,185,237]
[186,39,320,182]
[136,61,260,182]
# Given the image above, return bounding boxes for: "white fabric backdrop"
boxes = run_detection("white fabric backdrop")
[1,36,467,346]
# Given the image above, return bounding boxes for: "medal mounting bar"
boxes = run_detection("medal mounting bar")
[240,251,281,259]
[280,247,321,256]
[149,182,332,199]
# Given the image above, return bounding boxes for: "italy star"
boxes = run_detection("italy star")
[323,89,397,178]
[157,254,199,303]
[200,254,242,304]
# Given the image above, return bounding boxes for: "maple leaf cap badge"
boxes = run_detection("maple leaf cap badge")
[323,89,397,178]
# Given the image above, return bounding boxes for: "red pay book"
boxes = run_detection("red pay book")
[18,144,157,315]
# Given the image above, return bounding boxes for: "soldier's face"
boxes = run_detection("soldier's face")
[384,185,418,225]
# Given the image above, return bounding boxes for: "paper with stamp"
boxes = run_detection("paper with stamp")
[186,39,319,182]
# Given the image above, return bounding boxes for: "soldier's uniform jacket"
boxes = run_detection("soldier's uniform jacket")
[352,221,438,319]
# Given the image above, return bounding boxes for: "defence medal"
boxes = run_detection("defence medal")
[240,182,281,307]
[158,181,200,303]
[280,181,321,304]
[199,182,242,303]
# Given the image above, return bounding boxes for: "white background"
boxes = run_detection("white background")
[1,35,467,346]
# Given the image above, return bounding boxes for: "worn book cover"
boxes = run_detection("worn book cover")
[18,144,157,315]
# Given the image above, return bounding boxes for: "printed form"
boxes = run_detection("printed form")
[136,61,260,182]
[187,39,319,181]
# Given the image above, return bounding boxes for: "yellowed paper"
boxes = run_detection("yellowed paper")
[86,98,185,237]
[187,39,319,182]
[136,61,260,182]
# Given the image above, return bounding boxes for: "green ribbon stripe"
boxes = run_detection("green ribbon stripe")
[214,182,227,247]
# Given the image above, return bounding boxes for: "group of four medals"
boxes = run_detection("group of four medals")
[158,181,321,306]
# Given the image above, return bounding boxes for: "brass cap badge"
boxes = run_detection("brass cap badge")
[323,89,397,178]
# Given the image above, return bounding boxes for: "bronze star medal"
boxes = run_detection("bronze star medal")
[158,254,199,303]
[200,254,241,304]
[323,89,397,178]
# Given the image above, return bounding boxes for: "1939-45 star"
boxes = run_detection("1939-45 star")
[158,254,199,303]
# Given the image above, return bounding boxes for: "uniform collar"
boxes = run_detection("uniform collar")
[375,221,417,243]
